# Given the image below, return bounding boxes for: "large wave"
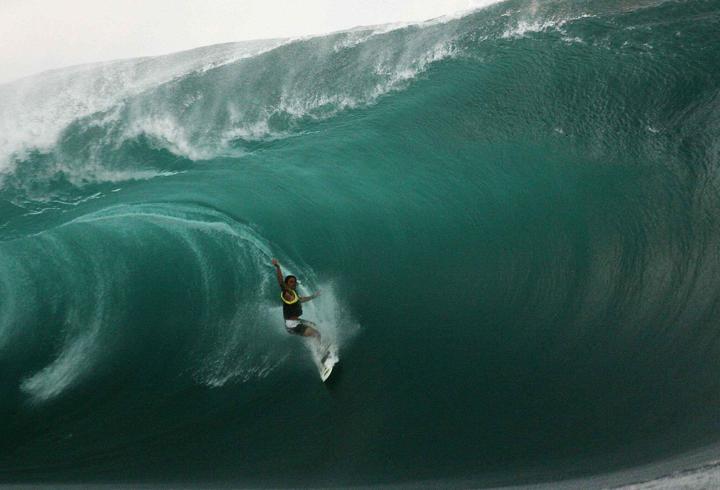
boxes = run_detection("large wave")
[1,0,719,487]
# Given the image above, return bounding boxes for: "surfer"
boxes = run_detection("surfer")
[271,258,322,341]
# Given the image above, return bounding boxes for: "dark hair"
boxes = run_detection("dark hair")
[284,275,297,285]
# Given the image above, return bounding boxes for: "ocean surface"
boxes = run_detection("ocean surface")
[1,0,720,487]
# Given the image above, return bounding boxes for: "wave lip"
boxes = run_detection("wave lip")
[0,7,477,191]
[0,39,287,175]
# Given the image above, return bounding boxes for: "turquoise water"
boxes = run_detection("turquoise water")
[1,0,720,486]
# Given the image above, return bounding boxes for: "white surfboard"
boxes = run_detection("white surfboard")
[313,342,339,382]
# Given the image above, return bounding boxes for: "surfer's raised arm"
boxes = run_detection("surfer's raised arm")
[272,258,320,300]
[272,258,285,290]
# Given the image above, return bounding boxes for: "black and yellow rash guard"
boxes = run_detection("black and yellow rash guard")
[281,289,303,319]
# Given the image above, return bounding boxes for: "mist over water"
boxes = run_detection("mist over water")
[1,1,720,487]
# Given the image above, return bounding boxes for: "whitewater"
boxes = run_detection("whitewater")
[1,0,720,487]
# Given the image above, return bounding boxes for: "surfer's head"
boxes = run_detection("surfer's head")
[284,275,298,289]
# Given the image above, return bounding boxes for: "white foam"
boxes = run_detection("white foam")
[0,39,286,174]
[220,119,274,145]
[0,10,471,185]
[16,229,126,404]
[297,280,360,350]
[21,331,98,403]
[202,354,285,387]
[52,160,179,188]
[502,19,564,38]
[277,36,459,125]
[196,307,289,388]
[122,114,216,161]
[501,14,593,39]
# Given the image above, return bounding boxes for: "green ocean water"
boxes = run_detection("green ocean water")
[1,0,720,487]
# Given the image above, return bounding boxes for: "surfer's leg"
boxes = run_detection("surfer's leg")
[302,325,321,340]
[298,320,322,343]
[300,321,330,361]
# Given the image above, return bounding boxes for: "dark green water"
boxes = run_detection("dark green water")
[1,0,720,487]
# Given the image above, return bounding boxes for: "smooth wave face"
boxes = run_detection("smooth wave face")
[1,0,720,487]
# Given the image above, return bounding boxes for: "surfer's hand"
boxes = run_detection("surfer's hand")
[313,290,321,298]
[272,258,279,267]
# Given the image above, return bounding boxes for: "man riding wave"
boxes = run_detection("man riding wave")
[272,258,322,342]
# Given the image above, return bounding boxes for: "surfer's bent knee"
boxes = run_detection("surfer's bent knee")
[303,327,320,338]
